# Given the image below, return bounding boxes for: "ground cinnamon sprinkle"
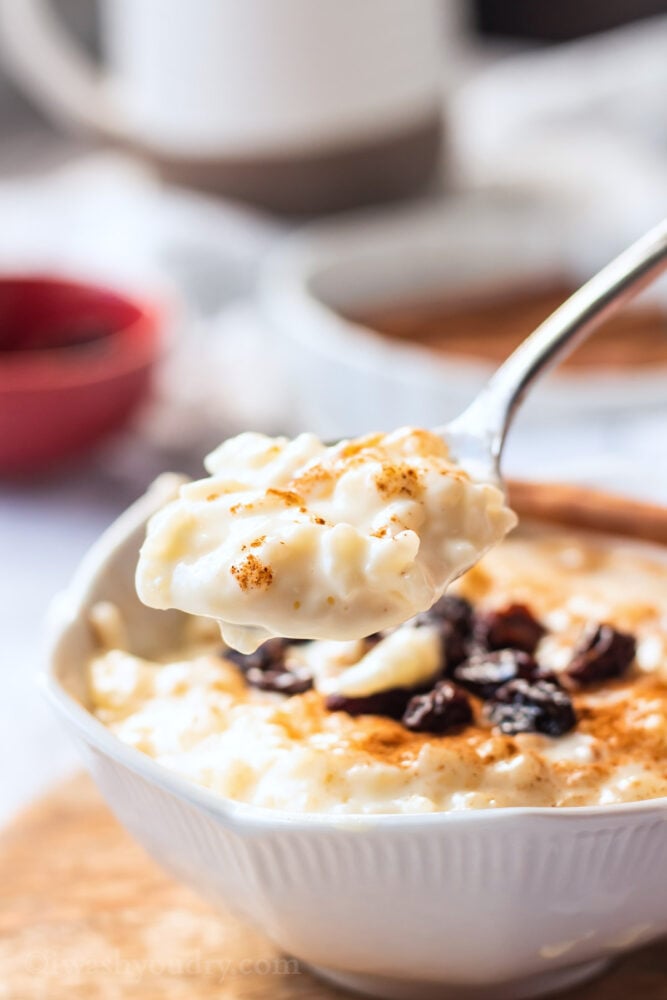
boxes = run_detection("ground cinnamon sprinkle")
[230,554,274,592]
[266,488,304,507]
[339,433,384,459]
[339,707,500,767]
[375,463,423,499]
[307,667,667,772]
[574,678,667,762]
[290,465,335,493]
[353,727,413,764]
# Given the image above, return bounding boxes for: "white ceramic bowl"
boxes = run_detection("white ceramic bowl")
[260,195,667,439]
[44,479,667,1000]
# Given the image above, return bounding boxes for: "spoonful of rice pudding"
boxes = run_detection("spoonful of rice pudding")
[136,221,667,668]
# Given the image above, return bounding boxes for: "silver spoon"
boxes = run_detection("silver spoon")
[443,218,667,484]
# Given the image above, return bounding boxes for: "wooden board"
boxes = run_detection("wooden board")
[1,775,666,1000]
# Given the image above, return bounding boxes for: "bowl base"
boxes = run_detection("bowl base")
[308,956,611,1000]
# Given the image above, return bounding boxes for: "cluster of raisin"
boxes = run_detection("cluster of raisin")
[225,596,636,739]
[224,638,313,696]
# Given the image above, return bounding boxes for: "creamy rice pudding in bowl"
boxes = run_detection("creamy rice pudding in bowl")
[44,455,667,1000]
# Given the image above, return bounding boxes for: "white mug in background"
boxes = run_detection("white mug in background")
[0,0,448,214]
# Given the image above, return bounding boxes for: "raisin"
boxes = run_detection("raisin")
[415,594,473,669]
[326,687,417,720]
[363,632,384,648]
[441,619,471,670]
[486,679,576,737]
[427,595,473,632]
[402,680,473,734]
[453,649,538,700]
[473,603,546,655]
[246,666,313,695]
[225,637,313,695]
[224,637,288,673]
[565,623,636,686]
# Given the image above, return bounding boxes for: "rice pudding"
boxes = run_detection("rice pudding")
[90,525,667,814]
[135,427,515,653]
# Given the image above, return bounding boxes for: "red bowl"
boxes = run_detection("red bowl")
[0,275,161,474]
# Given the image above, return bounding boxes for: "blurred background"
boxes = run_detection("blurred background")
[0,0,666,821]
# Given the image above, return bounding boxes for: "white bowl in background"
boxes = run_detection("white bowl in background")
[44,478,667,1000]
[259,195,667,439]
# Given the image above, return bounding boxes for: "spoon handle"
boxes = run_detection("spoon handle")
[448,218,667,467]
